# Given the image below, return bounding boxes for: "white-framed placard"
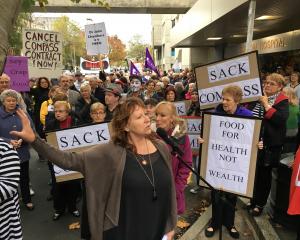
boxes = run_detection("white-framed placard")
[200,112,262,198]
[85,22,109,55]
[46,122,111,182]
[22,29,63,79]
[194,51,262,110]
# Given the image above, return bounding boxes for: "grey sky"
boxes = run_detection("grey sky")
[33,13,152,45]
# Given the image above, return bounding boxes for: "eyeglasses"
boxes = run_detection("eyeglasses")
[54,110,67,113]
[264,81,278,86]
[91,111,105,115]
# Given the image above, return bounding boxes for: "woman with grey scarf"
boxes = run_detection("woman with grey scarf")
[246,73,289,216]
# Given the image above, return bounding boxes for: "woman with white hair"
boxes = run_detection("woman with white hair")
[0,89,34,210]
[75,83,99,123]
[85,74,105,105]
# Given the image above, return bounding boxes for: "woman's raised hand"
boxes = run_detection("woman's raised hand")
[10,109,36,143]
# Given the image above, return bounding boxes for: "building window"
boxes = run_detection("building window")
[171,48,175,57]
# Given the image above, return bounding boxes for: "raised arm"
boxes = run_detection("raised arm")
[10,109,86,173]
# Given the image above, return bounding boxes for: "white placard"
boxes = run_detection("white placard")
[198,78,262,107]
[174,101,187,116]
[205,115,255,195]
[53,165,78,177]
[187,118,201,134]
[207,56,250,83]
[85,22,109,55]
[189,134,201,150]
[55,123,110,151]
[22,29,63,79]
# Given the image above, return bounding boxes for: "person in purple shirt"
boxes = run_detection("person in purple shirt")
[205,85,253,239]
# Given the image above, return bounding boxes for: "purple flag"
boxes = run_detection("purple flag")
[130,61,140,76]
[144,48,160,76]
[4,56,29,92]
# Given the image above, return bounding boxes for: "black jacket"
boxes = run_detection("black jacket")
[187,102,201,116]
[45,114,80,132]
[247,92,289,147]
[92,87,105,105]
[75,96,99,123]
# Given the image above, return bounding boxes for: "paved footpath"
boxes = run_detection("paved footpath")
[21,148,297,240]
[21,148,80,240]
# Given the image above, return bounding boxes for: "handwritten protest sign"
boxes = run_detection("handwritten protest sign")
[22,29,63,79]
[200,113,261,197]
[195,51,262,110]
[4,56,29,91]
[85,22,108,55]
[46,123,111,182]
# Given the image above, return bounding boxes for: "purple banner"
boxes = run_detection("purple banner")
[130,61,140,76]
[144,48,160,77]
[4,56,29,92]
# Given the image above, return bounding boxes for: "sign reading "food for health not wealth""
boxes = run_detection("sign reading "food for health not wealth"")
[200,113,261,198]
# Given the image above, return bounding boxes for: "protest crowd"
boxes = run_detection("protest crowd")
[1,52,300,240]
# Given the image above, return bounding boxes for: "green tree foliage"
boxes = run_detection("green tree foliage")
[8,13,32,55]
[52,16,86,68]
[127,34,150,62]
[108,35,126,67]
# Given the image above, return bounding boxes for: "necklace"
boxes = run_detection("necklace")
[136,153,148,165]
[132,140,157,201]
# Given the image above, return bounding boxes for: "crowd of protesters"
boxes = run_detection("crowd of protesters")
[0,64,300,240]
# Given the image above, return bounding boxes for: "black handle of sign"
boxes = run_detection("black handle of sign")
[172,151,214,190]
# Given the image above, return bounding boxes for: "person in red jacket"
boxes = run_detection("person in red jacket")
[287,147,300,240]
[156,101,193,215]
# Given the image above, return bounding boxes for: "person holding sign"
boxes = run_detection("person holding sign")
[46,101,81,220]
[203,85,253,238]
[11,97,176,240]
[81,102,106,240]
[155,101,193,214]
[247,73,289,216]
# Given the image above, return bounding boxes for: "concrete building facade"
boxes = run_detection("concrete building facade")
[155,0,300,70]
[151,14,192,71]
[151,0,248,70]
